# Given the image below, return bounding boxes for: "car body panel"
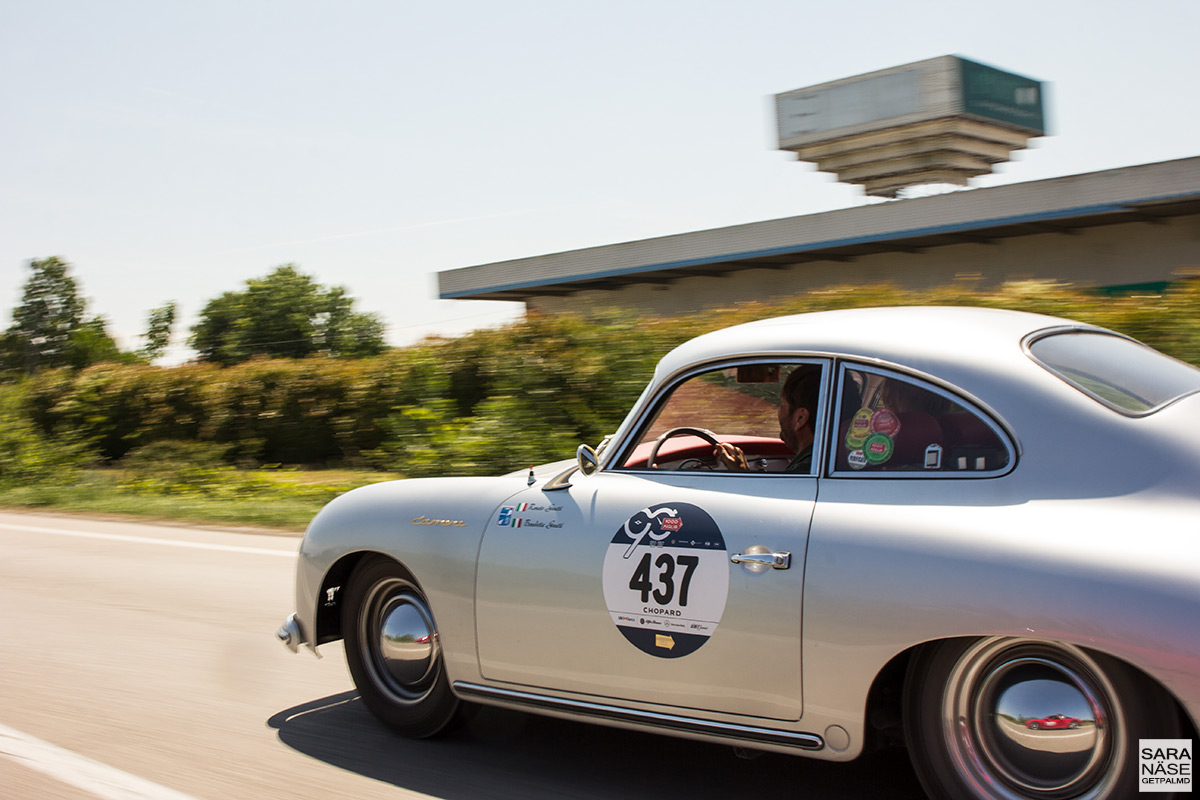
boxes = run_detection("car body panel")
[802,484,1200,755]
[295,477,514,682]
[476,470,814,720]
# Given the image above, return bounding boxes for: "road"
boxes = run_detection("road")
[0,510,926,799]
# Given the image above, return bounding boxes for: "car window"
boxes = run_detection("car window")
[615,362,826,474]
[832,366,1011,474]
[1028,330,1200,415]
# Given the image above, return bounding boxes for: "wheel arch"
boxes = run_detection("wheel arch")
[862,645,915,753]
[897,635,1197,799]
[313,551,404,646]
[878,636,1199,747]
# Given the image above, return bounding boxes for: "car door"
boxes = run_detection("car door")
[474,360,827,722]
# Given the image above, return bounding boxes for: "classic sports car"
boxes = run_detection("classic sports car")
[278,306,1200,800]
[1026,715,1082,730]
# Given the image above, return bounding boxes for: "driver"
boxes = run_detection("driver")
[713,365,821,473]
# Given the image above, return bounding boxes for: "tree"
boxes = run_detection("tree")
[3,256,125,374]
[6,256,84,373]
[187,292,243,365]
[189,265,386,365]
[67,316,126,368]
[325,304,389,359]
[142,302,176,362]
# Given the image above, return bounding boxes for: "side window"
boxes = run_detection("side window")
[833,366,1011,474]
[616,362,826,474]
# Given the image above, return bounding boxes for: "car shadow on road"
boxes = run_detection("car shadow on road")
[268,692,927,799]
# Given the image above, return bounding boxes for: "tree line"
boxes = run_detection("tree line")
[1,257,386,377]
[4,272,1200,485]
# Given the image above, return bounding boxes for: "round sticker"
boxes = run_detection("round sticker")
[845,408,874,449]
[863,433,894,465]
[847,450,868,470]
[870,408,901,437]
[602,503,729,659]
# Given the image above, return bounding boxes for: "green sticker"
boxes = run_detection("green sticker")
[863,433,894,465]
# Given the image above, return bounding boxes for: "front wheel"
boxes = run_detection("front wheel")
[343,556,468,737]
[905,637,1183,800]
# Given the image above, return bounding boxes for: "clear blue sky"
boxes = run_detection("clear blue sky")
[3,0,1198,361]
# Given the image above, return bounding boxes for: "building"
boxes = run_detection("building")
[774,55,1046,197]
[438,156,1200,317]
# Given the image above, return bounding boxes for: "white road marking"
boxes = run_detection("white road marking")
[0,522,296,558]
[0,722,202,800]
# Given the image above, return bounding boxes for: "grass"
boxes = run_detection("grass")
[0,467,397,532]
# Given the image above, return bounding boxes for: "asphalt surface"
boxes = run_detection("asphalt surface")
[0,510,927,799]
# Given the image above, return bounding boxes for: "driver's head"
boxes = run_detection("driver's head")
[778,366,820,453]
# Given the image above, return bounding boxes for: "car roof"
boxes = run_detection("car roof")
[653,306,1097,389]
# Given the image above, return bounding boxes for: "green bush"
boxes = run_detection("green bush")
[11,281,1200,479]
[0,386,95,486]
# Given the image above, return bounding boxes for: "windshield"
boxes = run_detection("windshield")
[1028,331,1200,414]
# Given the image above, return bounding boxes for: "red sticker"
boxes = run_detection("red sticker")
[661,517,683,531]
[870,408,901,436]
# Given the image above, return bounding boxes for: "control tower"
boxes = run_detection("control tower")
[775,56,1046,197]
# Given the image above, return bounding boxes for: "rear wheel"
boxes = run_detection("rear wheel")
[905,637,1183,800]
[343,556,468,737]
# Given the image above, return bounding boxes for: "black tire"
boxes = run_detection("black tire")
[343,556,469,738]
[905,637,1183,800]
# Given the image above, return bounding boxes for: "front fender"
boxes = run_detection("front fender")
[294,475,527,680]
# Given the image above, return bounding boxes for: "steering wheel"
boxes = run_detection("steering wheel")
[646,427,721,469]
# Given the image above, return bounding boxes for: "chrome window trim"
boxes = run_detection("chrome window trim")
[827,361,1018,479]
[1023,326,1200,418]
[606,357,833,478]
[453,682,824,751]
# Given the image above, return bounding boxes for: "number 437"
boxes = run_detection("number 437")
[629,552,699,606]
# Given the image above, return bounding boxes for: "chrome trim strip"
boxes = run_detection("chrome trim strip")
[453,682,824,751]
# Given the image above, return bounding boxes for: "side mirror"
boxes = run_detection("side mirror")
[576,444,599,476]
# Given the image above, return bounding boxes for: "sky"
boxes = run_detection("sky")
[3,0,1198,362]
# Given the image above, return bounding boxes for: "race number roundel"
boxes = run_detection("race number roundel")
[602,503,729,658]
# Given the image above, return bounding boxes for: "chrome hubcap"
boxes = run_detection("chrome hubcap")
[943,638,1123,799]
[360,577,441,704]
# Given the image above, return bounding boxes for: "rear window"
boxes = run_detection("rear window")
[1028,331,1200,414]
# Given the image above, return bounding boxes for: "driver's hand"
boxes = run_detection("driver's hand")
[713,443,749,471]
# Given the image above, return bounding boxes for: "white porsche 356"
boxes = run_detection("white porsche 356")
[279,307,1200,800]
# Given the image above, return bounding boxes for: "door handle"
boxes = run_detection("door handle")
[730,550,791,570]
